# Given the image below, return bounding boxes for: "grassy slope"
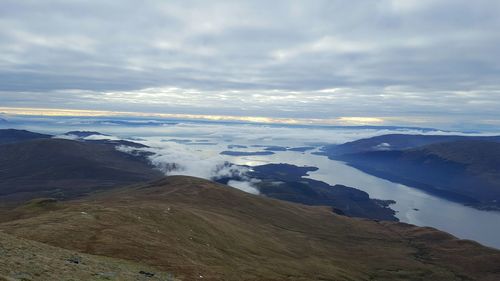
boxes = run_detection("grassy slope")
[0,231,179,281]
[1,176,499,281]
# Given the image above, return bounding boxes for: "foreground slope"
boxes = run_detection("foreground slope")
[0,232,178,281]
[1,176,499,281]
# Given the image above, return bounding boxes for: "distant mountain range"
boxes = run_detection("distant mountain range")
[220,150,275,156]
[320,133,500,156]
[1,176,499,280]
[319,134,500,210]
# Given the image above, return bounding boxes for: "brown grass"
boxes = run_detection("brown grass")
[1,176,499,280]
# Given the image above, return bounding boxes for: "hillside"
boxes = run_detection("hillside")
[319,133,500,157]
[333,140,500,210]
[0,138,163,204]
[0,231,179,280]
[1,176,499,280]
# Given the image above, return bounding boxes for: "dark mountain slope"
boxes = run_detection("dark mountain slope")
[0,138,163,204]
[0,128,51,144]
[218,163,398,221]
[1,176,499,280]
[335,140,500,210]
[320,133,500,157]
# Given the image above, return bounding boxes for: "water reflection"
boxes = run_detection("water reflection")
[231,151,500,249]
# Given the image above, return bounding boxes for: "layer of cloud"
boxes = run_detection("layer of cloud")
[2,85,500,130]
[8,115,499,146]
[117,139,259,194]
[108,122,497,193]
[226,180,260,195]
[1,1,500,129]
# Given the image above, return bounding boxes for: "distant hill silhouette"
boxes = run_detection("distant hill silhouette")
[320,133,500,156]
[0,129,51,144]
[64,130,108,138]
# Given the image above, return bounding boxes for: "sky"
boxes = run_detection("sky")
[1,0,500,130]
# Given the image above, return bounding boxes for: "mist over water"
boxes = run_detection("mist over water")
[3,116,500,248]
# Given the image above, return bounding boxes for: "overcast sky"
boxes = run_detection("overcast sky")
[1,0,499,130]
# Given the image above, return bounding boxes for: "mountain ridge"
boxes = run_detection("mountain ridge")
[1,175,499,280]
[319,133,500,157]
[0,128,52,144]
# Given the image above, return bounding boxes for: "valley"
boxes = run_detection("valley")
[1,126,500,280]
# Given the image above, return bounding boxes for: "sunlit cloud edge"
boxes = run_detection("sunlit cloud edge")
[0,106,397,126]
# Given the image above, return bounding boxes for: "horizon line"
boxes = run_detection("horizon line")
[0,106,397,127]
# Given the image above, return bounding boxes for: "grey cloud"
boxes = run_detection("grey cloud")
[0,0,500,129]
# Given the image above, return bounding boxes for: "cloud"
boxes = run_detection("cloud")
[117,139,259,194]
[83,134,120,141]
[226,180,260,195]
[114,124,452,194]
[52,134,78,140]
[0,1,499,130]
[2,84,500,130]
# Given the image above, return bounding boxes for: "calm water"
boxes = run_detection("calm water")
[230,151,500,249]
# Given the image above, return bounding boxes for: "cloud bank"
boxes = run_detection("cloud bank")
[1,0,500,129]
[117,140,259,194]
